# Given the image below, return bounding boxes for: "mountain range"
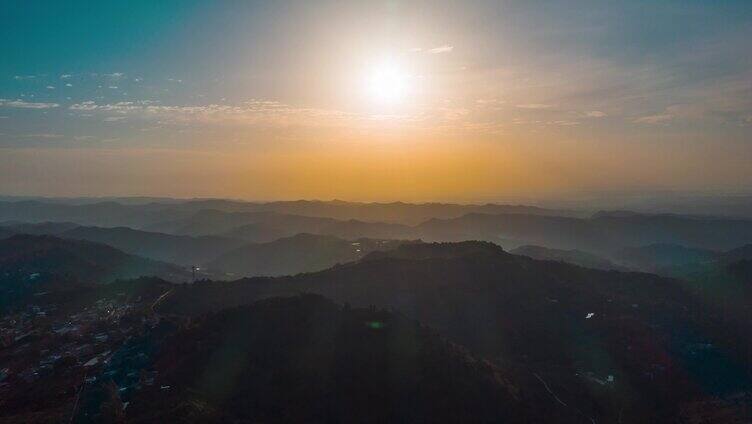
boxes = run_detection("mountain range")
[159,241,752,422]
[0,212,751,421]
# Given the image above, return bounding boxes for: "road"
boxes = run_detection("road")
[150,288,174,314]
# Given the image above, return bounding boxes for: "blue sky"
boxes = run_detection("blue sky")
[1,1,751,200]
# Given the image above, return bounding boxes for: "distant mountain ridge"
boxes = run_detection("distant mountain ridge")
[414,212,752,251]
[3,198,752,258]
[59,225,245,267]
[208,233,413,277]
[511,244,627,271]
[0,198,580,228]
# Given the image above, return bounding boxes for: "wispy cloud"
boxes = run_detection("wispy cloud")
[60,74,72,79]
[0,99,60,109]
[69,99,358,128]
[13,75,36,80]
[549,120,579,126]
[19,133,64,139]
[515,104,553,109]
[634,114,673,124]
[585,111,606,118]
[428,45,454,54]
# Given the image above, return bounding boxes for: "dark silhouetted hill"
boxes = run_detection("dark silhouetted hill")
[0,235,188,311]
[161,241,752,422]
[131,294,527,423]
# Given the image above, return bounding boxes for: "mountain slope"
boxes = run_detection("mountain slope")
[722,244,752,263]
[0,221,79,236]
[0,235,188,311]
[615,243,719,273]
[60,226,245,266]
[511,244,627,271]
[207,233,412,277]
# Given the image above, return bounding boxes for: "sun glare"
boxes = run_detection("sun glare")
[366,61,409,104]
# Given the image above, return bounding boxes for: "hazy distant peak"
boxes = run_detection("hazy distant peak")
[511,244,625,271]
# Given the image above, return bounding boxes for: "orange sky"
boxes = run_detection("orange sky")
[1,1,751,201]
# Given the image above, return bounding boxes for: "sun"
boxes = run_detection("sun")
[366,61,409,104]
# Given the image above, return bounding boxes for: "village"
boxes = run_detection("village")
[0,290,168,421]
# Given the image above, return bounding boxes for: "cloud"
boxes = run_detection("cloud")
[0,99,60,109]
[13,75,36,80]
[70,100,151,113]
[46,85,55,90]
[105,72,125,80]
[60,74,72,79]
[549,120,580,126]
[68,99,358,128]
[19,133,64,139]
[634,114,673,124]
[73,136,96,141]
[515,103,553,109]
[585,111,606,118]
[104,116,127,122]
[428,45,454,54]
[473,98,506,112]
[437,106,470,121]
[475,98,506,106]
[65,83,73,87]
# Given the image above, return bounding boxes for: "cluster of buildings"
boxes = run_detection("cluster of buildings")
[0,292,163,412]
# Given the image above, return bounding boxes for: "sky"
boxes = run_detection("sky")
[1,0,751,202]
